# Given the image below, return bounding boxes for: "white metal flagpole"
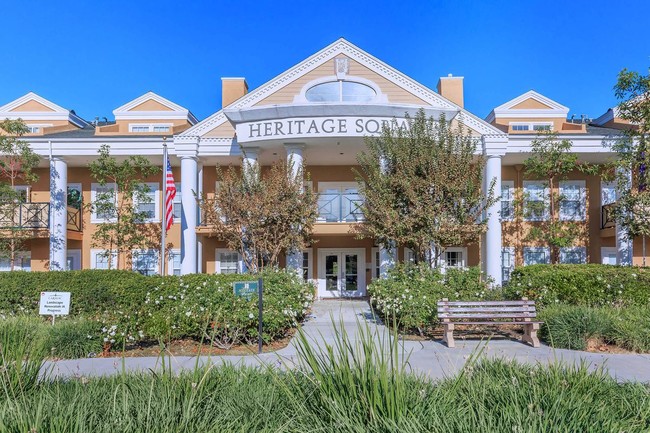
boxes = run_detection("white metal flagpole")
[161,137,167,276]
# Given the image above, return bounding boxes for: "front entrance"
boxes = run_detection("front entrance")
[317,248,366,298]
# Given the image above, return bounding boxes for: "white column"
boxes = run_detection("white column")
[242,147,259,179]
[49,157,67,271]
[285,144,304,273]
[180,156,198,274]
[616,168,633,265]
[484,155,503,286]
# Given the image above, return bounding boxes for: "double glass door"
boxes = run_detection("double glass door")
[319,249,365,297]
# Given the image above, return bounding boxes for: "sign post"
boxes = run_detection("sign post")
[39,291,71,325]
[233,279,264,354]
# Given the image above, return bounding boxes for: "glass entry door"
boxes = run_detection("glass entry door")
[319,249,366,298]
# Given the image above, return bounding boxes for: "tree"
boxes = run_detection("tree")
[87,144,161,269]
[609,67,650,265]
[200,157,318,273]
[354,109,496,267]
[520,132,596,264]
[0,119,40,270]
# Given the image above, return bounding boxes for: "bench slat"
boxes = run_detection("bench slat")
[437,301,534,306]
[439,313,537,319]
[437,307,536,313]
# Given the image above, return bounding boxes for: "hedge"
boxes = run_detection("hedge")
[368,265,496,332]
[0,269,314,350]
[503,264,650,308]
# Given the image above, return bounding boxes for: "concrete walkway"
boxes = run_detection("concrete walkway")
[44,300,650,382]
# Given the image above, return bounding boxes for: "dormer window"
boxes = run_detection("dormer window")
[129,124,171,133]
[304,80,378,103]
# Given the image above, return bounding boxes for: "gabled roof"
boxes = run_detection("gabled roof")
[113,91,198,124]
[179,38,504,138]
[485,90,569,123]
[0,92,88,128]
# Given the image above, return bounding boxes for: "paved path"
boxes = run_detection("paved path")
[44,300,650,382]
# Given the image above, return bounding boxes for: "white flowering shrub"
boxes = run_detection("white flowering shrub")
[503,264,650,308]
[368,264,494,332]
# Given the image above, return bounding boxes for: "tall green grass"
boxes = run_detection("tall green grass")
[0,316,47,397]
[0,317,648,432]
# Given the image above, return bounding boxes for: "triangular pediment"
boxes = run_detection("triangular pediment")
[181,38,503,139]
[486,90,569,122]
[113,91,197,123]
[0,92,87,127]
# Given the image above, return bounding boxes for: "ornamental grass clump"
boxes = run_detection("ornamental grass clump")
[0,316,47,397]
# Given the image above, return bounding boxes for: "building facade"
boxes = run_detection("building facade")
[0,39,638,297]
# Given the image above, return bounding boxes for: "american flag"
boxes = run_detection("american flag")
[164,159,176,232]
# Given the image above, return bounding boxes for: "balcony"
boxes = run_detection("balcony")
[0,203,83,233]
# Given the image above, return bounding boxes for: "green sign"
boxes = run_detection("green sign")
[233,281,259,301]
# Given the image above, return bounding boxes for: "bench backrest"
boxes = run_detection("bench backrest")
[436,298,537,322]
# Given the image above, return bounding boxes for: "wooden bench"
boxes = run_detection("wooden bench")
[437,298,542,348]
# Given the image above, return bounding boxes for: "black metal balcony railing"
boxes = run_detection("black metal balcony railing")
[317,192,364,223]
[0,203,82,232]
[601,203,615,229]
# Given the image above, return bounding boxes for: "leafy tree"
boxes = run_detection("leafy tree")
[200,157,318,273]
[521,132,596,264]
[0,119,40,270]
[87,144,160,269]
[608,67,650,265]
[354,109,496,267]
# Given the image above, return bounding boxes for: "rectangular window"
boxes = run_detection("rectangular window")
[511,124,529,131]
[444,247,466,268]
[404,248,415,264]
[172,182,182,220]
[501,181,515,221]
[371,247,380,280]
[559,181,586,221]
[523,181,548,221]
[0,252,31,272]
[152,125,170,132]
[533,124,552,131]
[132,250,159,276]
[502,247,515,283]
[559,247,587,264]
[601,247,617,265]
[216,249,242,274]
[601,181,616,206]
[169,249,181,276]
[135,183,160,223]
[90,249,117,270]
[523,247,550,265]
[91,183,117,222]
[301,249,313,281]
[317,182,364,223]
[129,124,172,133]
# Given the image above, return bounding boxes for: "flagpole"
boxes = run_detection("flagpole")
[161,137,167,276]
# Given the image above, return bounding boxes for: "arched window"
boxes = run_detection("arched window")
[305,80,377,103]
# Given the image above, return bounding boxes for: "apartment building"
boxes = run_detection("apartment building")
[0,38,636,297]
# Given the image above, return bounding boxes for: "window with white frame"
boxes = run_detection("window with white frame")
[601,181,616,205]
[216,249,242,274]
[511,124,529,131]
[532,124,552,131]
[0,252,31,271]
[305,80,378,103]
[301,249,312,281]
[404,248,416,264]
[317,182,363,222]
[128,124,171,133]
[444,247,466,268]
[66,249,82,271]
[502,247,515,283]
[523,247,550,265]
[168,249,181,276]
[90,249,117,270]
[510,122,553,132]
[559,247,587,264]
[91,183,117,222]
[371,247,380,280]
[134,183,160,223]
[132,249,159,276]
[601,247,617,265]
[25,124,52,134]
[172,182,182,220]
[501,181,515,221]
[559,180,586,221]
[523,181,548,221]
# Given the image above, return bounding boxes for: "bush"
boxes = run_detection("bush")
[46,318,104,359]
[0,316,47,395]
[368,264,495,332]
[539,304,615,351]
[609,306,650,352]
[504,264,650,308]
[0,269,314,352]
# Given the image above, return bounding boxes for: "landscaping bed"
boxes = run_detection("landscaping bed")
[0,269,313,358]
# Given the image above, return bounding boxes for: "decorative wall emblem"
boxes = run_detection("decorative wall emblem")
[335,58,349,79]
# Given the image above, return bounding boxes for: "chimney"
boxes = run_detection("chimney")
[437,74,464,108]
[221,77,248,107]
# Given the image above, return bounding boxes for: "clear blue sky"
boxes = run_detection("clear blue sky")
[1,0,648,122]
